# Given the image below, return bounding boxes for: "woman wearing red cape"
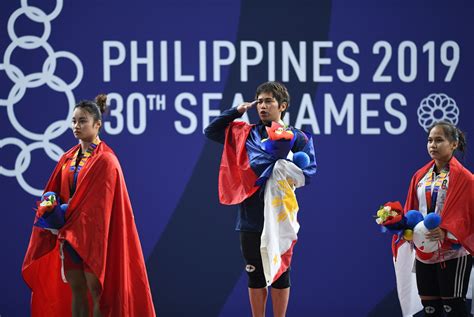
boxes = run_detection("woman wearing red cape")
[394,121,472,317]
[22,95,156,317]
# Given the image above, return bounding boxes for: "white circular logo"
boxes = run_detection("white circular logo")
[424,306,436,314]
[443,305,452,313]
[417,93,459,132]
[245,265,256,273]
[0,0,83,196]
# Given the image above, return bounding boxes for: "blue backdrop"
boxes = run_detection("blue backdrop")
[1,0,473,316]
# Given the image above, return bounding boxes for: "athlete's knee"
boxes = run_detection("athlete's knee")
[271,269,291,289]
[442,298,469,317]
[421,299,443,316]
[85,273,102,300]
[245,262,267,289]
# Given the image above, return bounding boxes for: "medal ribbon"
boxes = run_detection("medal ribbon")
[69,138,101,196]
[424,166,448,213]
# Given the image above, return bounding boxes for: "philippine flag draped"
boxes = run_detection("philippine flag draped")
[261,160,305,285]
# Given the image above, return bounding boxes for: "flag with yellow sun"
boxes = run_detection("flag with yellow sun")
[260,159,306,286]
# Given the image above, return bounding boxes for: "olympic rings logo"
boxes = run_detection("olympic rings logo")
[417,93,460,132]
[0,0,83,196]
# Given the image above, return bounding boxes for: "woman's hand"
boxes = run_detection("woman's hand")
[425,227,446,241]
[237,100,257,114]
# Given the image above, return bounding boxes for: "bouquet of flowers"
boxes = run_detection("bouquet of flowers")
[262,121,296,159]
[33,192,67,234]
[374,201,407,233]
[374,201,427,243]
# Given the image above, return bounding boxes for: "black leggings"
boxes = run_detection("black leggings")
[416,255,472,298]
[240,231,290,289]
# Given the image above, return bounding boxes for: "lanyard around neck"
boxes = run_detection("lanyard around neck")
[69,139,100,196]
[424,167,448,213]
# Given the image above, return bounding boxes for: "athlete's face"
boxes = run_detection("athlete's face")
[427,126,457,163]
[71,108,101,143]
[256,92,287,124]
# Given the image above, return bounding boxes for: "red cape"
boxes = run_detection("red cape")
[218,121,259,205]
[22,142,156,316]
[401,157,474,254]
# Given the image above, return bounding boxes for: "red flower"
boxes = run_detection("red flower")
[381,201,403,225]
[266,122,294,141]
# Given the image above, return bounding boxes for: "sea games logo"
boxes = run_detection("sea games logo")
[0,0,83,196]
[417,93,459,132]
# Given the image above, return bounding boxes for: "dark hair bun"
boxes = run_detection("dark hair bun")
[95,94,108,114]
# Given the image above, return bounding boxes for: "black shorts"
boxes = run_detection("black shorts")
[416,255,472,298]
[239,231,290,289]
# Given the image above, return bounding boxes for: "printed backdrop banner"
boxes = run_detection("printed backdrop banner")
[1,0,473,316]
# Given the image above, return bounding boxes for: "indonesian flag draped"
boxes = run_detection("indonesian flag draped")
[261,159,305,285]
[394,157,473,317]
